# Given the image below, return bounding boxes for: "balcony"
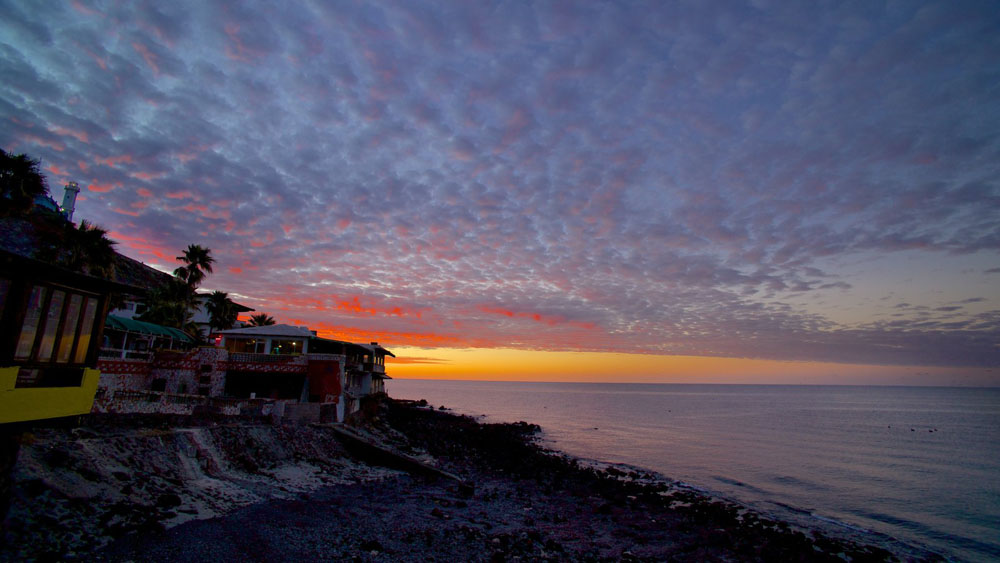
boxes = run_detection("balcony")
[224,352,308,374]
[229,352,301,363]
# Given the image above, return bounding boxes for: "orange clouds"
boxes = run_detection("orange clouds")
[303,320,464,348]
[107,231,175,262]
[478,305,595,329]
[335,295,423,319]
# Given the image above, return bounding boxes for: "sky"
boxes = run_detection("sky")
[2,1,999,385]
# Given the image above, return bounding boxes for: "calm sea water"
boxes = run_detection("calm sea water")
[387,380,1000,562]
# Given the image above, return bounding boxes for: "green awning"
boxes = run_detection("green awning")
[105,315,194,343]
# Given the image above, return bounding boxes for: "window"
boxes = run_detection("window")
[56,294,84,363]
[270,339,302,355]
[15,286,47,360]
[13,283,101,366]
[73,297,99,364]
[226,338,266,354]
[36,289,66,361]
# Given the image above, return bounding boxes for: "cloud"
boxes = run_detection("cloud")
[1,0,998,370]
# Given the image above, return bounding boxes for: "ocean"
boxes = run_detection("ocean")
[386,380,1000,562]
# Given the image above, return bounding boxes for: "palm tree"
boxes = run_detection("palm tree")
[174,244,214,288]
[63,220,117,278]
[205,290,238,332]
[248,313,276,326]
[0,149,48,215]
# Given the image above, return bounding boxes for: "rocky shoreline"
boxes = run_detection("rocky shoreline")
[1,398,934,561]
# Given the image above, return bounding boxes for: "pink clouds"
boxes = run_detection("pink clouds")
[50,127,90,143]
[132,41,161,76]
[95,155,133,167]
[2,1,998,371]
[87,182,117,193]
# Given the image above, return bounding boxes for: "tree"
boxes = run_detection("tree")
[248,313,276,327]
[139,243,216,343]
[137,277,194,330]
[0,149,48,214]
[205,290,239,332]
[174,244,214,288]
[62,220,117,278]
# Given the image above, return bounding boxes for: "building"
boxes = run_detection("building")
[109,292,254,335]
[217,325,394,421]
[93,323,394,422]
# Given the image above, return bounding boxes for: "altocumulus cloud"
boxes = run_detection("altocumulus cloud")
[1,0,999,368]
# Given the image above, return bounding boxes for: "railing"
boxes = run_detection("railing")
[98,348,153,361]
[363,362,385,373]
[229,352,300,363]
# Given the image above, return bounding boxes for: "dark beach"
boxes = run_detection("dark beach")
[2,398,931,561]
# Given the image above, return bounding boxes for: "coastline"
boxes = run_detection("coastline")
[1,398,938,561]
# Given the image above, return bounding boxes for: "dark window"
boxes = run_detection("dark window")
[198,386,210,396]
[151,379,167,392]
[0,278,10,321]
[200,364,212,373]
[199,375,212,385]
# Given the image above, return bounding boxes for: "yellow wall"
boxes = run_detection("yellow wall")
[0,367,101,424]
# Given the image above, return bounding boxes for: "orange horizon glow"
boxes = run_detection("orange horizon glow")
[384,347,997,387]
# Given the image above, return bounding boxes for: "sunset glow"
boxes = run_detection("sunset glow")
[386,348,996,387]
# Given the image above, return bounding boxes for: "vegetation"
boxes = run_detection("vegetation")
[61,220,117,278]
[137,278,199,336]
[138,245,217,341]
[173,244,215,288]
[206,291,239,332]
[0,149,48,215]
[4,151,239,343]
[248,313,276,327]
[3,150,118,281]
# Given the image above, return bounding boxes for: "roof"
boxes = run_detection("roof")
[105,315,194,343]
[194,293,254,312]
[358,343,395,357]
[217,324,316,338]
[0,212,172,294]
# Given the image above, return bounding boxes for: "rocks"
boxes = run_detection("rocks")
[0,400,920,562]
[156,493,182,508]
[0,418,400,560]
